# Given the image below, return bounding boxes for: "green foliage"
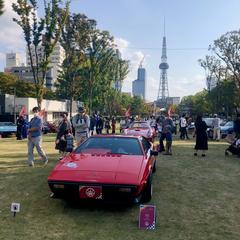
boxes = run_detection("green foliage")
[56,12,130,115]
[179,79,237,117]
[12,0,70,108]
[198,29,240,114]
[0,72,36,97]
[0,0,4,15]
[178,90,210,116]
[210,30,240,87]
[0,72,16,94]
[207,80,236,116]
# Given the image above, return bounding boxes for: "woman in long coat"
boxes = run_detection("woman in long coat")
[55,113,72,156]
[194,115,208,157]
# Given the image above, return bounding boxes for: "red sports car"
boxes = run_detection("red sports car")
[48,135,158,203]
[123,121,156,142]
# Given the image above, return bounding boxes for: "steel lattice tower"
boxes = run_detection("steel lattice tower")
[157,22,169,101]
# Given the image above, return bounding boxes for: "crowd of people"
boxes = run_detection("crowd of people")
[21,105,240,166]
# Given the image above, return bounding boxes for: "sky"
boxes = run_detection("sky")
[1,0,240,102]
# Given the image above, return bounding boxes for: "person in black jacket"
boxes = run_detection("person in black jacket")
[193,115,208,157]
[96,115,104,134]
[90,114,96,136]
[16,116,24,140]
[234,113,240,138]
[55,113,72,156]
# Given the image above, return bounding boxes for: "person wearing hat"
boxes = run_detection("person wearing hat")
[212,114,221,141]
[27,106,48,167]
[72,106,90,146]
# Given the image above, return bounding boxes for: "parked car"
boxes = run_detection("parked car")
[0,122,17,137]
[123,121,156,142]
[48,135,158,203]
[187,122,195,134]
[220,121,234,138]
[42,121,57,134]
[203,117,226,139]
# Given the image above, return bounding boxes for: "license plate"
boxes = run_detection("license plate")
[79,186,103,199]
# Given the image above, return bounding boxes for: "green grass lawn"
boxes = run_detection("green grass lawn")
[0,135,240,240]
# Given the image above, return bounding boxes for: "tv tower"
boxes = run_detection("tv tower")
[157,19,169,102]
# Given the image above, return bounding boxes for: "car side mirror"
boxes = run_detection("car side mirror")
[150,150,158,156]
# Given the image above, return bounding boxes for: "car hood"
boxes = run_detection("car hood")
[126,128,150,136]
[0,126,17,131]
[220,126,233,131]
[48,153,145,185]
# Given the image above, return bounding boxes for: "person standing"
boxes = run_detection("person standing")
[22,115,28,139]
[179,114,189,139]
[119,117,126,133]
[96,115,104,134]
[27,107,48,167]
[55,113,72,157]
[233,113,240,139]
[160,116,173,154]
[16,116,24,140]
[104,117,111,134]
[90,114,96,136]
[193,115,208,157]
[72,107,90,146]
[212,114,221,141]
[111,117,116,134]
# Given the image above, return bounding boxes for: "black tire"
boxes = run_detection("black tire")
[153,160,156,173]
[141,175,152,203]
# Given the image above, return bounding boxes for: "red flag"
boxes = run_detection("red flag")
[125,107,131,117]
[19,105,27,116]
[168,106,173,117]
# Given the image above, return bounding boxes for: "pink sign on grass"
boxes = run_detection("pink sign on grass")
[139,204,156,230]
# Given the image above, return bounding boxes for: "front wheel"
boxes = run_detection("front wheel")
[141,175,152,203]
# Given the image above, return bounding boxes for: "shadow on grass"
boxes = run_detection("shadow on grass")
[61,198,136,212]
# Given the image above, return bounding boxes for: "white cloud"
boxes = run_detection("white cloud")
[115,37,147,94]
[168,74,206,98]
[0,0,26,69]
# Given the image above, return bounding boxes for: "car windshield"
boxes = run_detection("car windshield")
[225,121,233,127]
[75,137,143,155]
[130,122,149,129]
[0,122,15,126]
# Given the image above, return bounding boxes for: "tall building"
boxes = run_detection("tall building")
[206,76,217,91]
[5,66,53,86]
[26,40,65,89]
[157,21,169,106]
[113,49,123,92]
[6,53,20,68]
[132,62,146,100]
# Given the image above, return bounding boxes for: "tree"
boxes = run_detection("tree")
[198,55,227,89]
[207,80,236,116]
[0,72,16,94]
[81,30,117,113]
[0,0,4,15]
[210,30,240,88]
[56,13,96,117]
[12,0,70,109]
[0,72,36,97]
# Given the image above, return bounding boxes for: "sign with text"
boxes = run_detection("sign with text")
[139,205,156,230]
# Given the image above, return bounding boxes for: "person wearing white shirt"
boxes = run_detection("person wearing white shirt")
[212,114,221,141]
